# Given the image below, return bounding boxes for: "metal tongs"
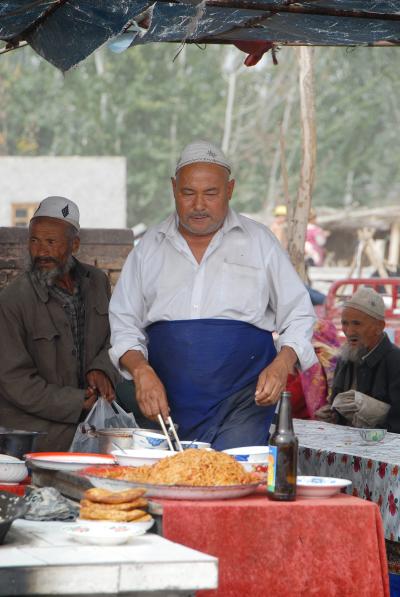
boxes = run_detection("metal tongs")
[157,414,183,452]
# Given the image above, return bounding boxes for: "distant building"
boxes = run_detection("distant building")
[0,156,127,228]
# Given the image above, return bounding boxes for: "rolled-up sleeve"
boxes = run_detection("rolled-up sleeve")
[109,248,148,378]
[266,244,317,371]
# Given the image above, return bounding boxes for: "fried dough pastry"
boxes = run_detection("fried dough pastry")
[83,487,146,504]
[80,498,148,511]
[80,506,147,522]
[134,513,152,523]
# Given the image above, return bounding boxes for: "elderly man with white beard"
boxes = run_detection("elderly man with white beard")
[315,287,400,432]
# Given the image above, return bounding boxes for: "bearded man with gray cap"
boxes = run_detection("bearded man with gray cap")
[0,197,119,451]
[110,140,316,449]
[315,287,400,432]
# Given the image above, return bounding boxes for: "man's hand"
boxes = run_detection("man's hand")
[86,370,115,403]
[120,350,170,422]
[82,386,98,412]
[315,404,339,424]
[133,363,170,422]
[255,346,297,406]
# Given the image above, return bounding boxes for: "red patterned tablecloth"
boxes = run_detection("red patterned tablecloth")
[158,491,389,597]
[294,419,400,542]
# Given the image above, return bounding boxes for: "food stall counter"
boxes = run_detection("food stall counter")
[0,519,218,596]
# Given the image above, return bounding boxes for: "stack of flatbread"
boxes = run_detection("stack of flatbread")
[80,488,151,523]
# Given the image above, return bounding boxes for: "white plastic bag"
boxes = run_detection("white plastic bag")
[69,398,136,453]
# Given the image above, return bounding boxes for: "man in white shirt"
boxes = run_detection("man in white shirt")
[110,140,316,449]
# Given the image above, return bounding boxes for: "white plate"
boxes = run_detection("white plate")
[76,517,154,535]
[297,476,352,498]
[25,452,115,472]
[84,473,260,500]
[64,521,150,545]
[111,448,175,467]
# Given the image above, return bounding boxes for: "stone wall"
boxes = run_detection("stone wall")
[0,227,133,291]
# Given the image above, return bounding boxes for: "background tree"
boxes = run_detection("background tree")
[0,44,399,227]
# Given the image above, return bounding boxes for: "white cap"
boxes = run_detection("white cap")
[175,140,231,175]
[31,196,80,230]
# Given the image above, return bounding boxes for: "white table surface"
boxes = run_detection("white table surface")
[0,519,218,596]
[294,418,400,463]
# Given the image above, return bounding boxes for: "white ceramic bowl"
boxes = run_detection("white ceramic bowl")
[111,448,175,467]
[179,441,211,450]
[358,428,387,444]
[223,446,269,479]
[76,518,154,535]
[0,454,28,483]
[132,429,169,450]
[223,446,269,462]
[65,521,152,545]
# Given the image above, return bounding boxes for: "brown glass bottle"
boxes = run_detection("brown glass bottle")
[267,391,298,501]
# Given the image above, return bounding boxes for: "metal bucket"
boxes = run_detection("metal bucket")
[0,428,46,460]
[87,428,135,454]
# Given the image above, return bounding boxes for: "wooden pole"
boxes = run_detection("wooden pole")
[288,46,316,281]
[388,220,400,267]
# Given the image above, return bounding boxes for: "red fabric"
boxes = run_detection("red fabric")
[287,373,309,419]
[233,41,273,67]
[159,492,389,597]
[0,478,29,496]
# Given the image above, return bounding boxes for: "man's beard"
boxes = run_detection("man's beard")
[340,341,368,364]
[29,255,75,287]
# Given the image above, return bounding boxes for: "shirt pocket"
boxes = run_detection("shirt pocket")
[31,325,60,377]
[220,258,264,317]
[32,325,60,343]
[90,301,110,346]
[94,301,109,316]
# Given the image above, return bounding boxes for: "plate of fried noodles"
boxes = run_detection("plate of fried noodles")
[80,449,261,500]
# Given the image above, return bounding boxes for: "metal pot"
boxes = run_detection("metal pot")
[0,491,28,545]
[87,428,135,454]
[0,428,46,460]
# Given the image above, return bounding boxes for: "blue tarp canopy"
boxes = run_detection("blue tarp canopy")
[1,1,400,71]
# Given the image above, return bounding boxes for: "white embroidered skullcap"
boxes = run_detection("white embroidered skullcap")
[175,140,231,174]
[343,287,385,321]
[31,196,80,230]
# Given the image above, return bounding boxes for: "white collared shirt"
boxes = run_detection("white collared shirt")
[109,208,317,375]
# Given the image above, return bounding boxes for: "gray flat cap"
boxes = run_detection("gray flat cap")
[343,287,385,321]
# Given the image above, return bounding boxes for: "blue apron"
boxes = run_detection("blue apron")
[146,319,276,441]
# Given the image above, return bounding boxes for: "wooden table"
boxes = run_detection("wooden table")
[0,519,218,596]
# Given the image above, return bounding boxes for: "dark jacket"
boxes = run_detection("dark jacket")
[331,334,400,433]
[0,261,120,451]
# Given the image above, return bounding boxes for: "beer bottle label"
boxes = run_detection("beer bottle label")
[267,445,277,492]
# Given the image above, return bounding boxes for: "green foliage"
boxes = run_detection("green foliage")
[0,43,399,225]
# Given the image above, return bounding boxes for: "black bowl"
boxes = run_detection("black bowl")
[0,490,27,545]
[0,428,46,460]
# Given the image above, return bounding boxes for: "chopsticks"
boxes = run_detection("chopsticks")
[157,415,175,451]
[167,416,183,452]
[157,414,183,452]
